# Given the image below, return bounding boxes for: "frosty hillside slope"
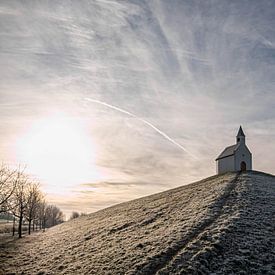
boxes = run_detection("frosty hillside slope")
[1,171,275,274]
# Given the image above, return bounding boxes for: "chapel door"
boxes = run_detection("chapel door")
[240,161,246,171]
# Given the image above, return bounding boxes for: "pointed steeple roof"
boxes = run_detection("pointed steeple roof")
[237,126,245,137]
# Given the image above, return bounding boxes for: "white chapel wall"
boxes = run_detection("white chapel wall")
[217,155,235,174]
[234,146,252,171]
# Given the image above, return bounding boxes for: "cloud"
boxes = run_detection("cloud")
[0,0,275,214]
[81,181,153,188]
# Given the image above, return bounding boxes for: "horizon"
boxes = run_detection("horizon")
[1,0,275,217]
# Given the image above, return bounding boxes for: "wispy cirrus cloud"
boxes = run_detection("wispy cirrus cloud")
[0,0,275,215]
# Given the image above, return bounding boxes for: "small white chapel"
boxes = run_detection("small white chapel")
[216,126,252,174]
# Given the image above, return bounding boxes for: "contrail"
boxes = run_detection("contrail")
[85,98,196,159]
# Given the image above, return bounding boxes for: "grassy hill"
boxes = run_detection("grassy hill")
[1,171,274,274]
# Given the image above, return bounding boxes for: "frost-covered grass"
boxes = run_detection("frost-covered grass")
[0,171,274,274]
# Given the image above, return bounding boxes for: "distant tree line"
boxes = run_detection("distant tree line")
[69,211,87,220]
[0,164,64,238]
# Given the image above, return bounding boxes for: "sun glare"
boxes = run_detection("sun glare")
[16,114,101,194]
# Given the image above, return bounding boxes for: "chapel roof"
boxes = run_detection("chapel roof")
[237,126,245,137]
[215,144,239,161]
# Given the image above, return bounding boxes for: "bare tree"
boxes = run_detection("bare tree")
[37,199,47,231]
[45,204,64,228]
[69,211,80,220]
[10,172,29,238]
[25,182,42,235]
[0,164,17,213]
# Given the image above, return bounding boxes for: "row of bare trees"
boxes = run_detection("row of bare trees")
[0,164,64,238]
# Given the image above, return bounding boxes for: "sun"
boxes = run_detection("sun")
[16,113,101,194]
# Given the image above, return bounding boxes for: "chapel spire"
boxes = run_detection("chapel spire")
[236,126,245,144]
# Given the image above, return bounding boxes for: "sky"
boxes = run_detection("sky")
[0,0,275,217]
